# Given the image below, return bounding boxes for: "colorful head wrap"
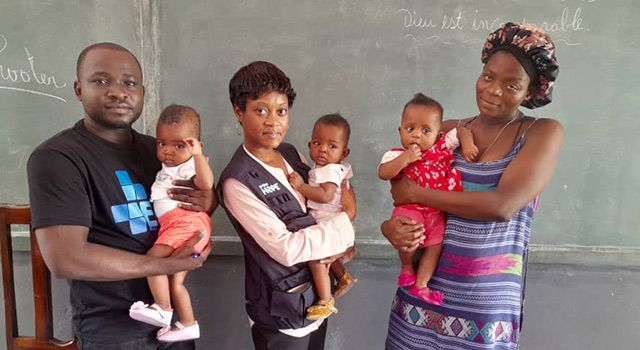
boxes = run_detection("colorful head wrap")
[481,22,559,109]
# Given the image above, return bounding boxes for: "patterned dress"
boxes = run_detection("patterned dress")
[386,130,539,350]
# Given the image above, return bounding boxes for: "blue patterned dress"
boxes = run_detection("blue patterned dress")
[386,129,539,350]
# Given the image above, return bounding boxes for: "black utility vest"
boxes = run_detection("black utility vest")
[216,143,319,330]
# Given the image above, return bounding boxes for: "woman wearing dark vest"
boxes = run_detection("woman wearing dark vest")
[381,23,563,350]
[217,61,356,350]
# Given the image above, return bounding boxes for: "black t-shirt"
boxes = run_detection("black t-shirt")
[27,120,162,343]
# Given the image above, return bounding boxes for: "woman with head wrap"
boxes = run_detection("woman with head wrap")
[381,23,563,350]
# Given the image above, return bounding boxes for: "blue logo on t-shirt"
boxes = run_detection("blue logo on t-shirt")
[110,171,158,235]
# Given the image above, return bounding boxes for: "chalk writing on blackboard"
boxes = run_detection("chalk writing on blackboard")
[396,1,591,47]
[0,34,68,103]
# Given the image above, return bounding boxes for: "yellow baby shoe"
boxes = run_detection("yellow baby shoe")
[306,298,338,320]
[333,271,357,298]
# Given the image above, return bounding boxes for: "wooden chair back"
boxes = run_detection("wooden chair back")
[0,204,77,350]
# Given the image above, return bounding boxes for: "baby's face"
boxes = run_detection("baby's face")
[309,123,349,166]
[156,122,194,167]
[399,104,442,152]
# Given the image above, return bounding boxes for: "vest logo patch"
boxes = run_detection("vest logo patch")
[259,182,281,195]
[110,170,158,235]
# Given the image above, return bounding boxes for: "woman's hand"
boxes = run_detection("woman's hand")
[168,179,218,215]
[337,244,356,264]
[318,245,355,265]
[390,176,422,207]
[380,216,424,252]
[341,179,356,221]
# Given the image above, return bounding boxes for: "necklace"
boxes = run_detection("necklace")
[470,110,523,162]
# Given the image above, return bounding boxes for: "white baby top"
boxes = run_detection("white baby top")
[307,162,353,222]
[150,157,196,217]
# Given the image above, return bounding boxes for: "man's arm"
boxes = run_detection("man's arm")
[36,225,209,281]
[168,179,218,215]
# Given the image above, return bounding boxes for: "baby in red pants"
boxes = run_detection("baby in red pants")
[129,105,213,342]
[378,93,477,305]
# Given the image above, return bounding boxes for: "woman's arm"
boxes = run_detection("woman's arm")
[380,216,425,252]
[222,178,355,267]
[391,119,564,221]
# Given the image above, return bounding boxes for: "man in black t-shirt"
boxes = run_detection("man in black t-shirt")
[27,43,215,350]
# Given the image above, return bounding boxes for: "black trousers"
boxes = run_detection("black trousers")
[251,320,328,350]
[77,337,194,350]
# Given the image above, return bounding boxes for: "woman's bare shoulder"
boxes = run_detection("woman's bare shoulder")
[522,117,564,147]
[442,117,475,132]
[527,117,563,137]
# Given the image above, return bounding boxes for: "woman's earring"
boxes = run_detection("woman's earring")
[235,122,243,136]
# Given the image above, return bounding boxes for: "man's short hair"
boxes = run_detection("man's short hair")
[76,42,142,79]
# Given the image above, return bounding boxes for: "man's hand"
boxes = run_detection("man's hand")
[168,230,212,271]
[168,179,218,214]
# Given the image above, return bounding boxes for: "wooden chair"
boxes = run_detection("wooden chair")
[0,204,77,350]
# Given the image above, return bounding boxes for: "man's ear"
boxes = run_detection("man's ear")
[74,80,82,101]
[342,147,350,159]
[437,131,444,140]
[308,141,311,149]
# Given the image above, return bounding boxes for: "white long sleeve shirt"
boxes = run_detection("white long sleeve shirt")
[222,145,355,336]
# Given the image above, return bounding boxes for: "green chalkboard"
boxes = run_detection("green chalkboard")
[158,0,640,248]
[1,0,639,250]
[0,0,142,202]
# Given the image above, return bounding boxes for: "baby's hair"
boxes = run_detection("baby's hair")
[402,93,444,121]
[229,61,296,112]
[76,42,142,79]
[158,104,201,140]
[314,113,351,145]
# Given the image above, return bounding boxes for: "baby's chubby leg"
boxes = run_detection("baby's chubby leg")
[309,260,332,302]
[129,244,175,328]
[414,243,443,288]
[169,270,195,327]
[147,244,176,311]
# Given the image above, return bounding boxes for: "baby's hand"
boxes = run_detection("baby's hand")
[461,143,479,162]
[288,172,304,190]
[402,144,422,165]
[183,137,203,156]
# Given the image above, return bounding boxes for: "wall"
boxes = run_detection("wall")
[0,1,638,259]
